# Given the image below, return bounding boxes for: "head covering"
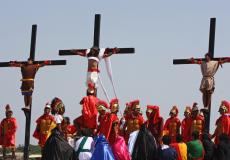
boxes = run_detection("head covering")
[97,100,109,111]
[170,106,178,116]
[5,104,12,113]
[192,102,199,112]
[44,102,51,109]
[110,98,119,113]
[184,106,192,113]
[147,105,160,124]
[130,99,140,110]
[51,97,65,114]
[220,100,230,113]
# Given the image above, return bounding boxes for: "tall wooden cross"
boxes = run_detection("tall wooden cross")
[59,14,135,96]
[173,18,230,133]
[0,25,66,160]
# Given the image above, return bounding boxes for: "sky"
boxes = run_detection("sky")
[0,1,230,145]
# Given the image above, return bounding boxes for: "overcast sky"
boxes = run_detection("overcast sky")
[0,1,230,145]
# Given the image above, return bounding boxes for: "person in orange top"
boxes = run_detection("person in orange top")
[212,100,230,144]
[163,106,181,143]
[0,105,17,159]
[181,106,192,142]
[145,105,164,146]
[125,99,145,142]
[189,103,204,139]
[33,103,56,148]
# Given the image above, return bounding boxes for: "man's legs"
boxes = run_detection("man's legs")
[202,91,212,109]
[11,147,16,159]
[3,147,6,159]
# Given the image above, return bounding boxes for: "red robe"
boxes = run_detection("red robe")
[33,114,56,147]
[0,117,17,148]
[99,113,119,144]
[163,117,181,143]
[214,114,230,144]
[145,109,164,145]
[181,117,192,142]
[80,95,99,129]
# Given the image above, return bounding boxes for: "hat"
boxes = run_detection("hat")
[130,99,140,109]
[110,98,119,113]
[184,106,192,113]
[51,97,65,114]
[97,100,109,111]
[110,98,119,107]
[220,100,230,113]
[147,105,159,112]
[192,102,199,111]
[45,102,51,109]
[170,106,178,115]
[5,104,12,113]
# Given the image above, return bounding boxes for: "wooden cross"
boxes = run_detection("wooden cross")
[59,14,135,96]
[0,25,66,160]
[173,18,230,133]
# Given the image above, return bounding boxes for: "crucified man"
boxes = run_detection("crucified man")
[10,58,50,111]
[71,46,119,94]
[191,53,229,109]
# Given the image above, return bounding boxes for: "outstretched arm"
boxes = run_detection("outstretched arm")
[190,57,202,65]
[38,60,51,67]
[71,49,87,57]
[219,58,230,65]
[9,61,23,67]
[103,47,120,58]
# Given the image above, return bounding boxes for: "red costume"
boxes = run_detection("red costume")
[163,106,181,143]
[33,103,56,147]
[99,98,119,144]
[181,106,192,142]
[145,105,164,145]
[189,104,204,140]
[125,100,144,143]
[97,99,109,130]
[213,100,230,144]
[0,105,17,148]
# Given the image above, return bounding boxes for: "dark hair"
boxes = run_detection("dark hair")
[81,128,93,137]
[219,133,229,142]
[64,117,70,124]
[192,131,199,140]
[162,135,171,145]
[176,134,183,143]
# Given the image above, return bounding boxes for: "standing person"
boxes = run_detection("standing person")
[201,133,215,160]
[145,105,164,146]
[10,59,50,111]
[190,103,205,140]
[182,106,192,142]
[191,53,228,109]
[125,100,145,142]
[91,135,115,160]
[33,103,56,148]
[212,100,230,144]
[0,105,17,159]
[99,98,119,144]
[96,99,109,131]
[170,134,187,160]
[61,117,77,147]
[158,135,177,160]
[187,131,205,160]
[163,106,181,143]
[75,82,99,131]
[110,120,131,160]
[75,128,94,160]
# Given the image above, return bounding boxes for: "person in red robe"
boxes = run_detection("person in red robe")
[74,82,99,132]
[181,106,192,142]
[61,117,77,147]
[33,103,56,148]
[99,98,120,144]
[96,99,109,131]
[212,100,230,144]
[145,105,164,146]
[125,99,145,143]
[163,106,181,143]
[189,103,204,140]
[0,105,17,159]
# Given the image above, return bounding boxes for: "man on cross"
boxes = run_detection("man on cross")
[190,53,229,109]
[10,58,51,111]
[70,47,119,90]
